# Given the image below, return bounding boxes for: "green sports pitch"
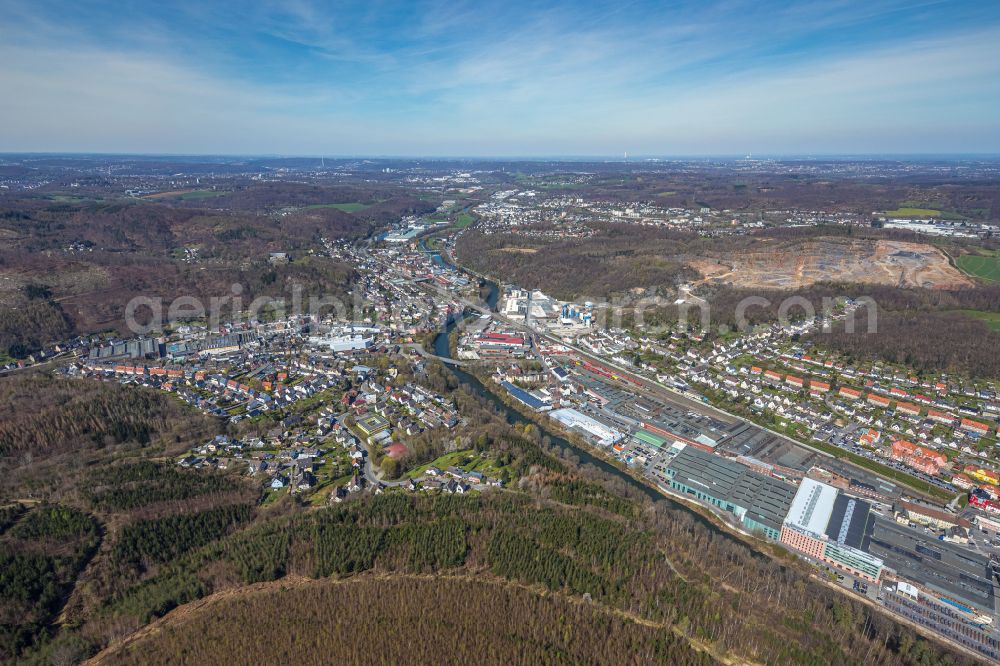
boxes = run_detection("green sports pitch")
[957,254,1000,283]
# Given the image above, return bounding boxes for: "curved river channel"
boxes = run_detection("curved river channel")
[421,239,727,534]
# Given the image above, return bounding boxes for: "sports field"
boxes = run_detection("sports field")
[957,253,1000,283]
[881,207,940,218]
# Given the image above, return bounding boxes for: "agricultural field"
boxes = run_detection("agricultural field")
[957,252,1000,283]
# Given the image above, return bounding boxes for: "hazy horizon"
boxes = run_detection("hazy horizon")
[6,151,1000,162]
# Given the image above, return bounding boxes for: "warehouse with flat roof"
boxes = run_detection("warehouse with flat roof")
[549,408,623,447]
[663,445,796,539]
[780,479,884,582]
[500,381,549,411]
[786,478,838,535]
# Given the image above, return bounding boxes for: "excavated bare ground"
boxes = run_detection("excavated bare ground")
[688,239,972,290]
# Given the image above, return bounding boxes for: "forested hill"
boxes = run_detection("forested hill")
[0,360,983,665]
[3,488,978,666]
[93,575,715,666]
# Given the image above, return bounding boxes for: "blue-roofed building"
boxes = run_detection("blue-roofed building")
[501,381,549,411]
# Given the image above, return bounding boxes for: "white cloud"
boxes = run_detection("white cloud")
[0,43,375,153]
[0,10,998,155]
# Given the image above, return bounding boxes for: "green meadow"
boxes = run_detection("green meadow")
[305,202,371,213]
[955,310,1000,330]
[179,189,228,200]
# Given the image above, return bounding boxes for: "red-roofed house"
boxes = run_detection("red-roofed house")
[928,409,956,426]
[951,473,975,490]
[980,485,1000,500]
[384,443,409,459]
[859,428,881,446]
[891,439,947,475]
[867,394,890,408]
[961,418,991,435]
[840,387,862,400]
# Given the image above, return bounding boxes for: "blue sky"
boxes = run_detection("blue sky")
[2,0,1000,156]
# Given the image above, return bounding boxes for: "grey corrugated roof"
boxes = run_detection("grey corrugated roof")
[667,446,796,531]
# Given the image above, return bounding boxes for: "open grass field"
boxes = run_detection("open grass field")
[453,212,475,228]
[955,309,1000,330]
[178,189,229,200]
[48,194,103,203]
[881,207,941,218]
[304,202,370,213]
[142,189,227,200]
[957,254,1000,283]
[403,449,504,479]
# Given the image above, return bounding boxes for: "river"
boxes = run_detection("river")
[422,238,726,529]
[419,237,499,311]
[433,312,666,505]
